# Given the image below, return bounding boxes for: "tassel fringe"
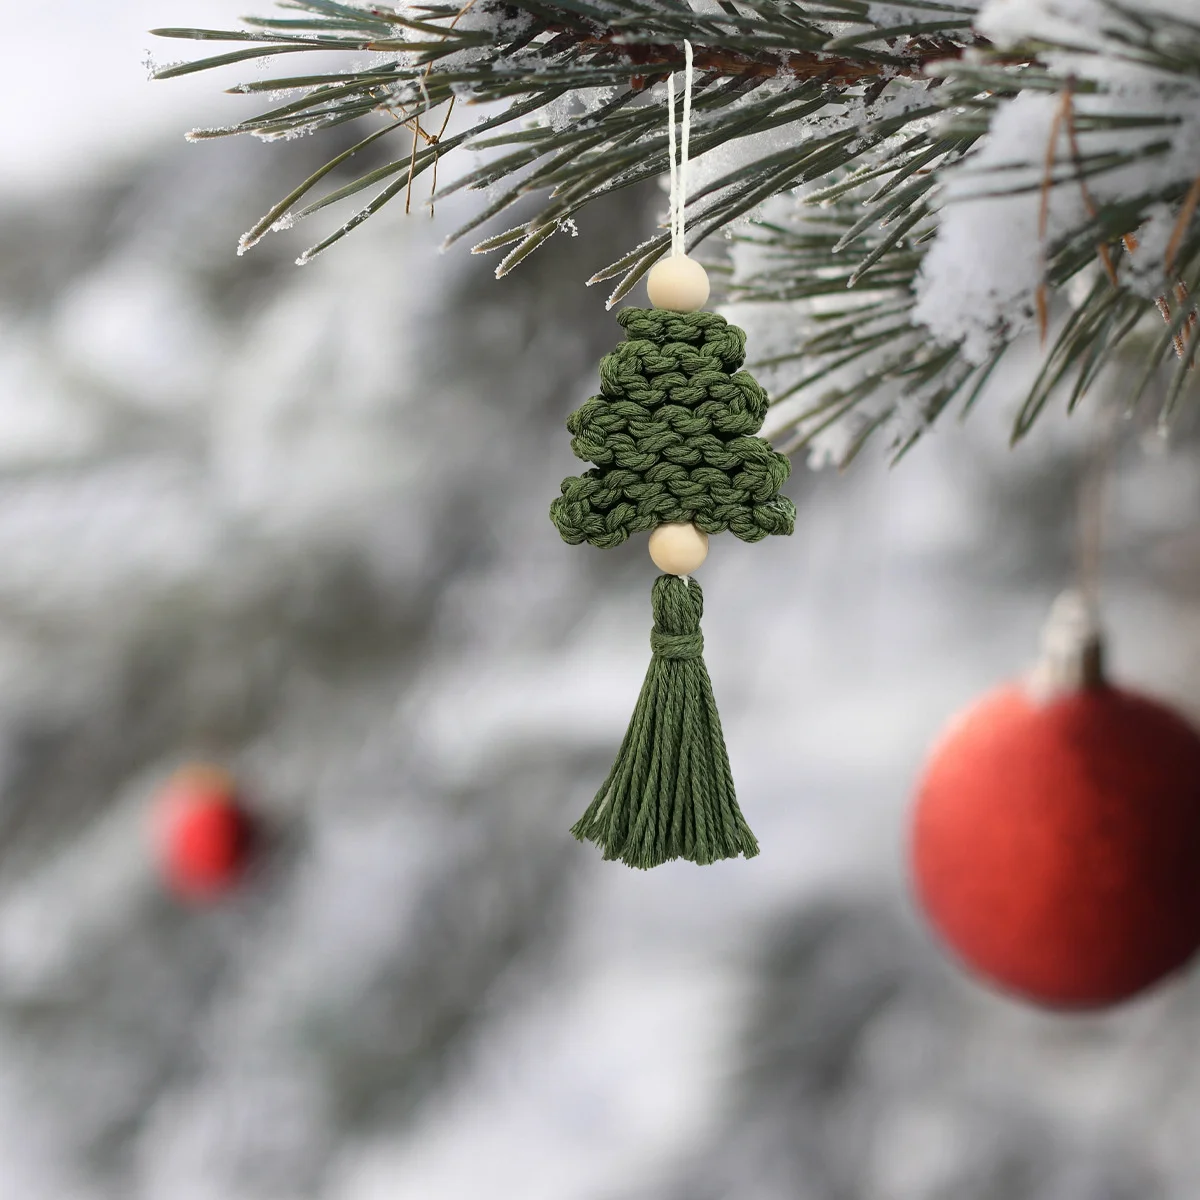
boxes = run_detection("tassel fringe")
[571,574,759,868]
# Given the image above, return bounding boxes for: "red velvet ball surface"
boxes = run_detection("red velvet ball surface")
[911,683,1200,1009]
[155,768,252,902]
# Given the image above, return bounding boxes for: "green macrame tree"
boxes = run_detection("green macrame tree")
[551,304,795,869]
[551,308,795,547]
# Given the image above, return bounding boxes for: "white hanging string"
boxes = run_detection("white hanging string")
[666,40,694,258]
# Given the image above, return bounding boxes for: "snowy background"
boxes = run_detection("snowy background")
[3,4,1200,1199]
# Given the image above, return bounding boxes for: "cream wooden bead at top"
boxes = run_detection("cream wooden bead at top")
[649,522,709,576]
[646,254,710,312]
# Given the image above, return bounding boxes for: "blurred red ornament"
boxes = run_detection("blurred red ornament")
[154,766,253,902]
[910,600,1200,1009]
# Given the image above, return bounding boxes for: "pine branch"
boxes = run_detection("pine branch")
[152,1,981,271]
[153,1,1200,454]
[727,5,1200,464]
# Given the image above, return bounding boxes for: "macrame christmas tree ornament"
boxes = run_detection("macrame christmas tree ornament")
[910,592,1200,1009]
[550,44,794,869]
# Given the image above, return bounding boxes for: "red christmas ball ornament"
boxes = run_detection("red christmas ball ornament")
[910,594,1200,1010]
[154,765,254,902]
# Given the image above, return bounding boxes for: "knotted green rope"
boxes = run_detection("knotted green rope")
[571,574,760,869]
[550,308,795,549]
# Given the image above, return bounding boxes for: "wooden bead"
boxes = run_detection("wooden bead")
[649,522,709,575]
[646,255,711,312]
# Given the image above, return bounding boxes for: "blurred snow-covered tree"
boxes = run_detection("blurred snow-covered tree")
[7,68,1200,1200]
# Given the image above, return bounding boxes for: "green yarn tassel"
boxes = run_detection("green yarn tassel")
[571,574,760,869]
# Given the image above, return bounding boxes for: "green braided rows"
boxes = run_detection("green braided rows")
[550,308,796,549]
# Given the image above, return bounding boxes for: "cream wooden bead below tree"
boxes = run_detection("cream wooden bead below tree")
[646,255,710,312]
[649,522,709,575]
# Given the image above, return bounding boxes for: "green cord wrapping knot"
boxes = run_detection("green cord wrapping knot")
[550,308,796,549]
[571,575,760,869]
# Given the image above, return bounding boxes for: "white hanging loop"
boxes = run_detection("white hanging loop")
[647,41,709,312]
[667,40,694,258]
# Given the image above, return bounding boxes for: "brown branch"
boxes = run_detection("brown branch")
[1126,169,1200,362]
[1060,80,1117,287]
[576,32,1005,89]
[1166,172,1200,274]
[1036,89,1070,342]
